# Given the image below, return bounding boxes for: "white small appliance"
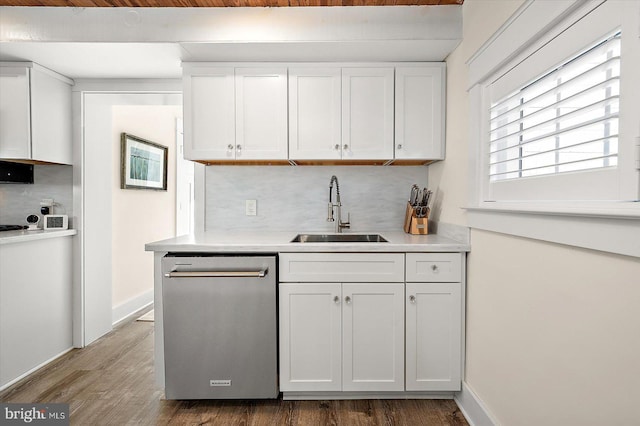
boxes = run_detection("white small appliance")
[26,214,40,231]
[44,214,68,230]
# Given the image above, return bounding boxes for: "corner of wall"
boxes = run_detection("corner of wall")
[455,382,499,426]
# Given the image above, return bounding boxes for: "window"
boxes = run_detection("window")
[465,0,639,257]
[489,32,620,182]
[474,0,639,205]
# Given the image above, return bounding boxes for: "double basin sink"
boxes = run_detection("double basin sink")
[291,234,388,243]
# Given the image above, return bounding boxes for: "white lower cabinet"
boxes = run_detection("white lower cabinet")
[405,282,462,391]
[279,283,342,392]
[278,252,463,397]
[279,282,404,392]
[342,283,404,392]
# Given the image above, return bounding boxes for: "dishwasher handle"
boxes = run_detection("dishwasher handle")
[164,268,268,279]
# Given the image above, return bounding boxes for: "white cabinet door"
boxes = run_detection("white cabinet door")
[405,282,461,391]
[395,66,445,160]
[235,68,288,160]
[279,283,342,392]
[288,68,342,160]
[0,66,31,160]
[30,66,72,164]
[342,68,394,160]
[342,283,404,392]
[183,67,235,160]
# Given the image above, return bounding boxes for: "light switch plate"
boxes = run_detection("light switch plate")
[245,200,257,216]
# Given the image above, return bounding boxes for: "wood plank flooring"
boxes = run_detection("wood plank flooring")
[0,307,469,425]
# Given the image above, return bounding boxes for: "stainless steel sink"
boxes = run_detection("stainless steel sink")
[290,234,388,243]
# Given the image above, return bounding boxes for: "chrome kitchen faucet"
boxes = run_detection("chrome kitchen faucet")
[327,175,350,233]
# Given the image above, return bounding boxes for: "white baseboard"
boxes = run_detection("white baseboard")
[0,347,74,392]
[283,391,455,400]
[455,382,498,426]
[112,289,153,326]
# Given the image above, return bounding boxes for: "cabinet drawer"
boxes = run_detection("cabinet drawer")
[406,253,461,282]
[279,253,404,283]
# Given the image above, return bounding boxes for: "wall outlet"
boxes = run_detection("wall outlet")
[245,200,257,216]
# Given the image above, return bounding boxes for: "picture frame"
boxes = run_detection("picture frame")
[120,133,168,191]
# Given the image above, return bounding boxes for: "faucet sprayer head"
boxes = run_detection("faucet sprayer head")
[329,175,341,204]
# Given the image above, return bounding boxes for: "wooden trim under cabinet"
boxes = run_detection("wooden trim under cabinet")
[192,159,438,166]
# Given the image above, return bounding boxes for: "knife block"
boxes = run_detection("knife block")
[403,202,429,235]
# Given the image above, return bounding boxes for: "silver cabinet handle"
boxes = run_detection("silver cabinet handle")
[165,268,268,278]
[334,144,340,150]
[227,144,234,150]
[345,295,351,304]
[236,144,242,150]
[334,295,340,304]
[431,264,438,271]
[343,144,349,150]
[409,295,416,304]
[397,144,403,149]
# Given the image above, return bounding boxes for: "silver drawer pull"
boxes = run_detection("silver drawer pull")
[431,265,438,271]
[345,296,351,304]
[165,269,268,278]
[409,295,416,304]
[334,296,340,304]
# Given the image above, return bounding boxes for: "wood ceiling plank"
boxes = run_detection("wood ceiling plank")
[0,0,463,5]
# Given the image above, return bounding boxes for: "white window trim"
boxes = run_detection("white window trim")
[466,0,640,258]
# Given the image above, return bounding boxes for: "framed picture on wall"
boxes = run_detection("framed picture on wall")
[120,133,168,191]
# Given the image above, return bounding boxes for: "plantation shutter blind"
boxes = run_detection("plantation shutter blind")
[489,32,620,182]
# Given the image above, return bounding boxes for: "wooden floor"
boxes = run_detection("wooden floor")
[0,307,469,425]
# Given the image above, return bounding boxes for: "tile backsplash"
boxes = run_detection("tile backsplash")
[0,164,73,225]
[206,166,428,232]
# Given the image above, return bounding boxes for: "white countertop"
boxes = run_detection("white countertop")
[0,229,77,245]
[145,230,470,253]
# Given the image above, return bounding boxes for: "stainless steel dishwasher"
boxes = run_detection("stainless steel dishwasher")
[161,254,278,400]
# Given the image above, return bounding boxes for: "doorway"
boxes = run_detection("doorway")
[75,90,182,347]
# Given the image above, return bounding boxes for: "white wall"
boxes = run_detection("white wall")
[111,105,180,317]
[466,230,640,425]
[435,1,640,425]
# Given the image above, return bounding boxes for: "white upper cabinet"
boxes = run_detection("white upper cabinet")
[183,65,287,161]
[288,68,342,160]
[342,67,395,160]
[0,66,30,160]
[183,66,235,160]
[182,62,446,162]
[0,63,72,165]
[395,65,446,160]
[235,68,288,160]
